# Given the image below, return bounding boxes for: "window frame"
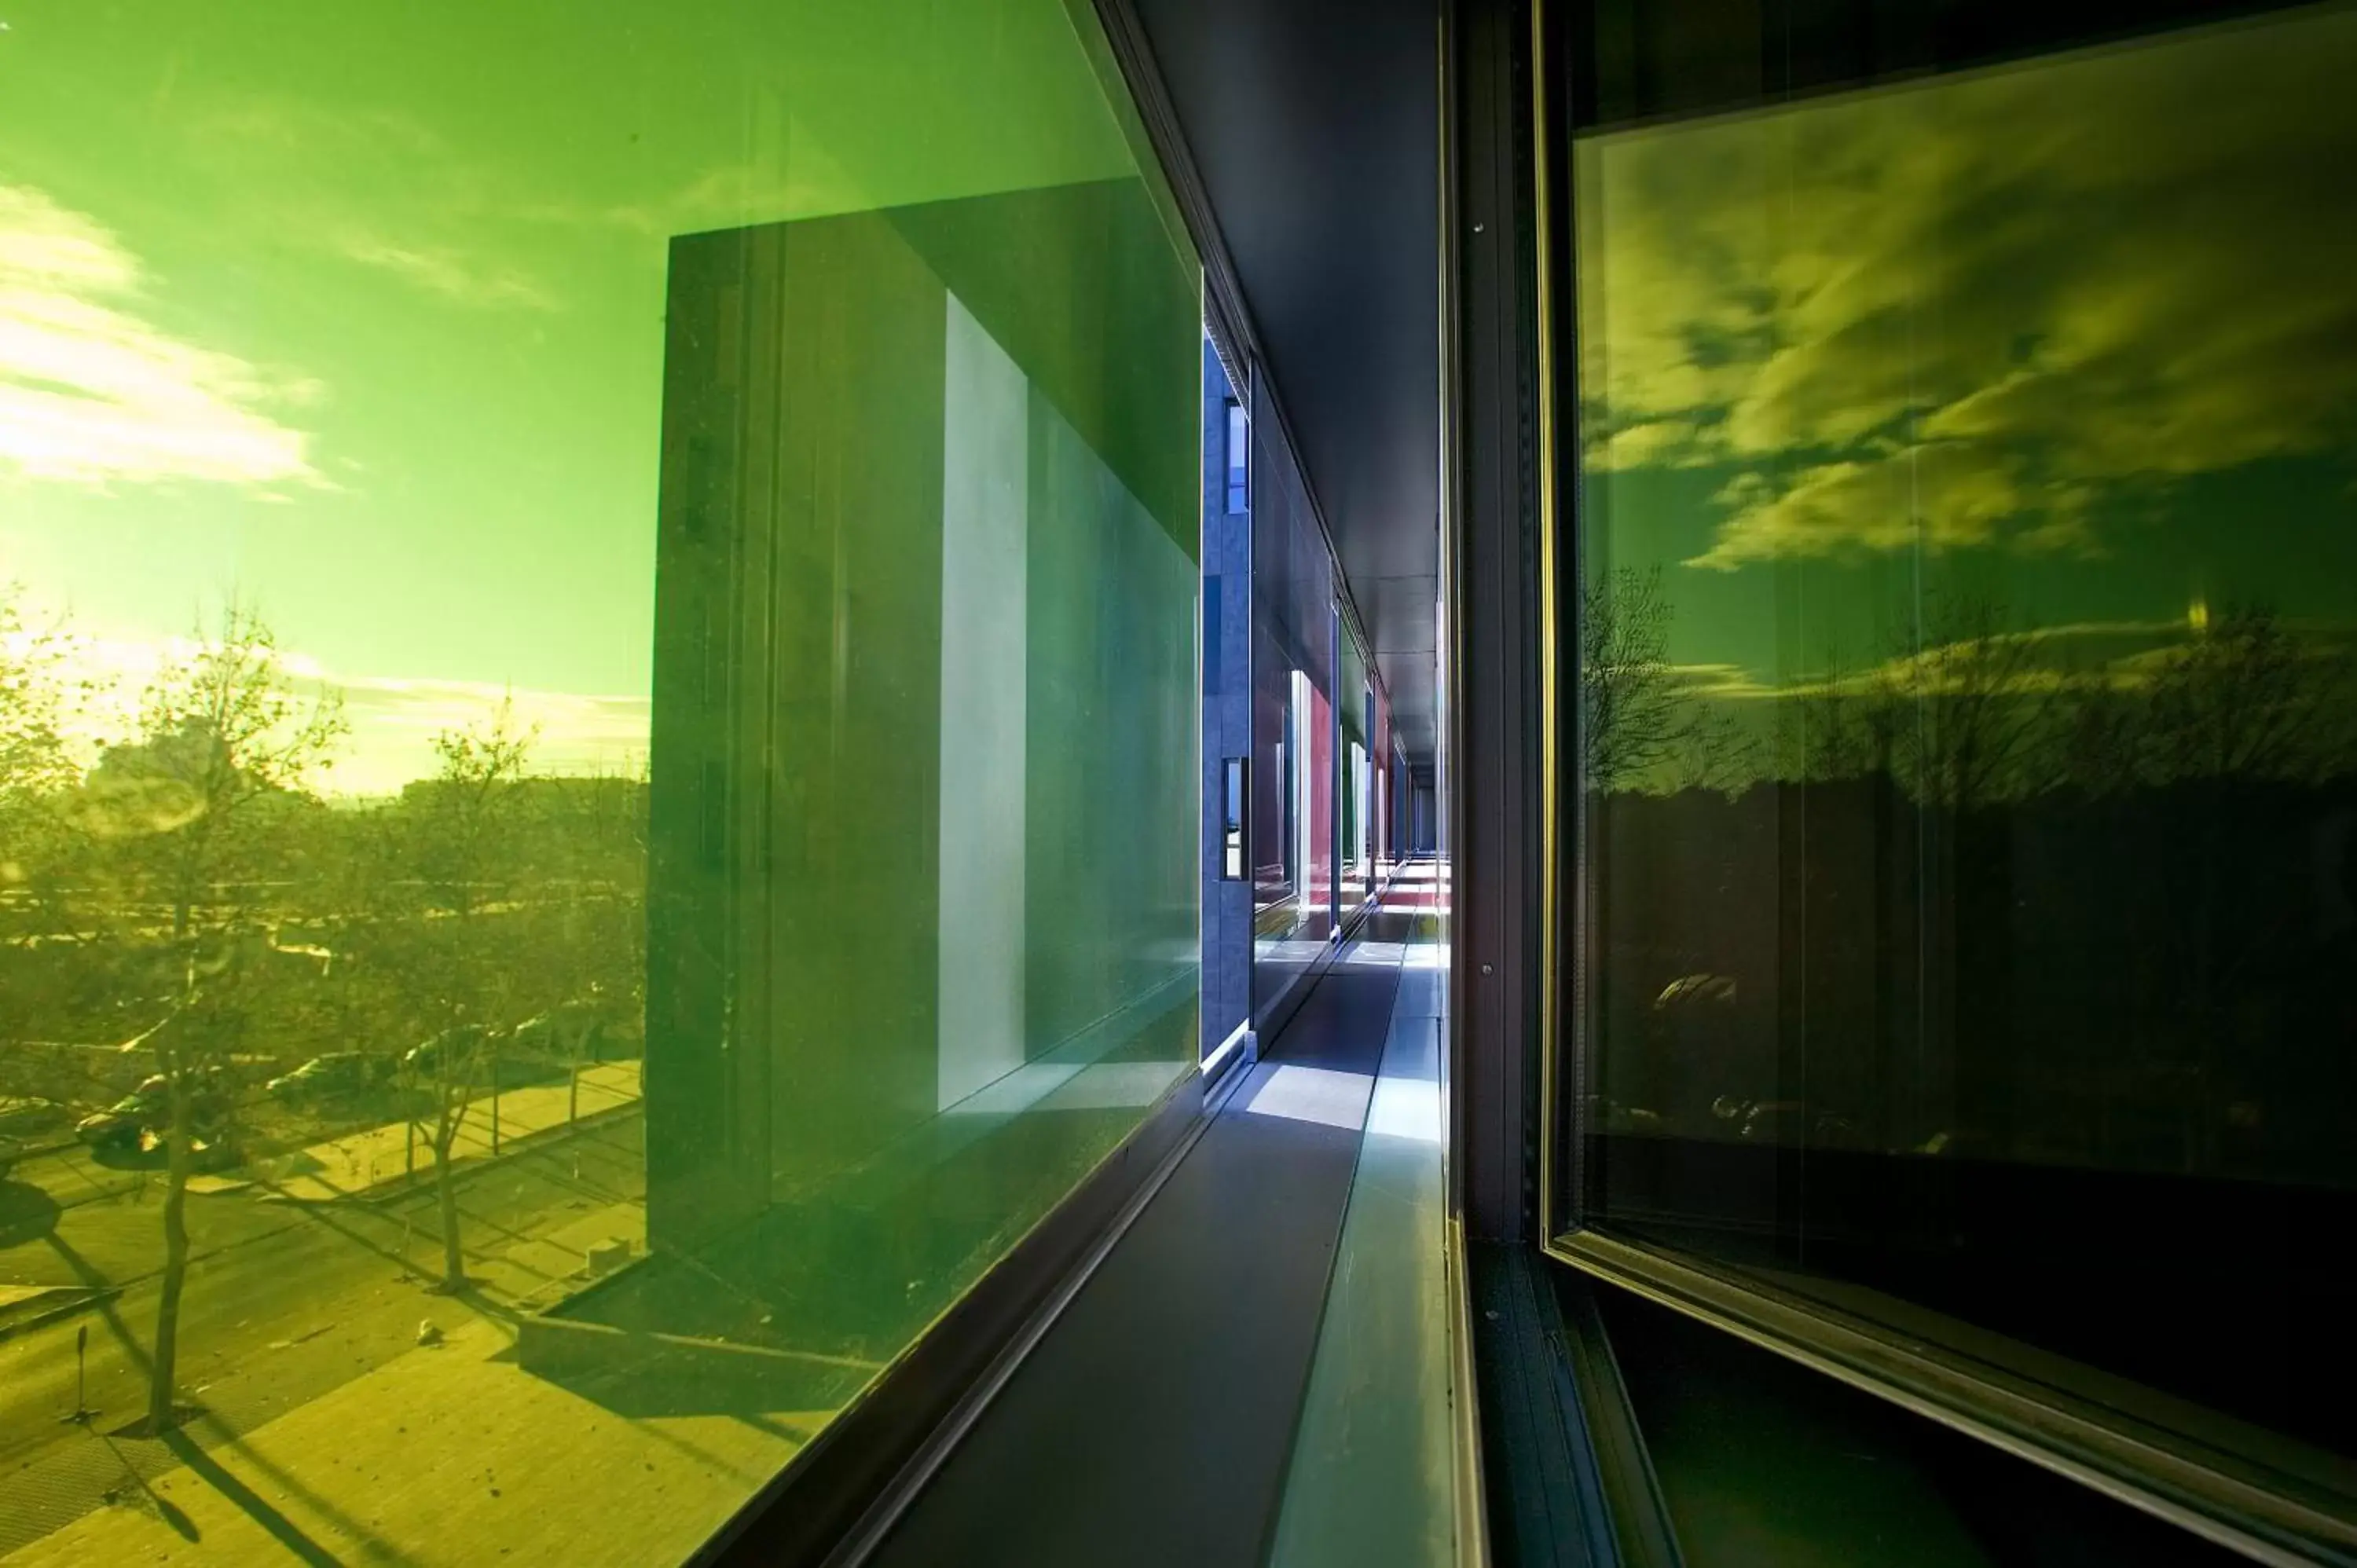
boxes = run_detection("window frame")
[1528,0,2357,1560]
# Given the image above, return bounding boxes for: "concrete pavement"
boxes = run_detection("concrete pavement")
[0,1108,646,1557]
[2,1317,824,1568]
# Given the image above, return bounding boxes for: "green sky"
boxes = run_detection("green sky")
[1573,3,2357,705]
[0,0,1157,791]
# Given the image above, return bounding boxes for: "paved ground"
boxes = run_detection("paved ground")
[0,1107,647,1558]
[2,1316,820,1568]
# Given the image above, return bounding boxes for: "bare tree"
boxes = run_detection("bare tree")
[1582,567,1693,792]
[2045,666,2146,798]
[1664,706,1765,797]
[1862,595,2052,808]
[0,593,91,1145]
[1798,645,1904,784]
[521,753,648,1123]
[1,592,83,954]
[1800,647,1864,783]
[0,592,80,842]
[2142,606,2335,786]
[80,605,345,1434]
[399,698,536,1292]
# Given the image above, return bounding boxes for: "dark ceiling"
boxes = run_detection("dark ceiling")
[1131,0,1442,760]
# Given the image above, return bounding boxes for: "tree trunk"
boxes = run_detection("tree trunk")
[147,1075,193,1432]
[435,1119,464,1290]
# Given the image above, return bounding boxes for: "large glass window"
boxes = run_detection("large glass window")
[1564,1,2357,1551]
[1338,629,1372,915]
[0,3,1198,1562]
[1225,399,1252,516]
[1201,339,1254,1058]
[1249,398,1337,1027]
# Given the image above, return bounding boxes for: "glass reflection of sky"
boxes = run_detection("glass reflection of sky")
[1577,6,2357,764]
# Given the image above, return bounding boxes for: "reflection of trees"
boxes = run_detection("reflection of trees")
[2143,608,2339,786]
[1803,595,2048,806]
[1890,595,2051,809]
[1582,567,1693,791]
[1586,579,2357,1182]
[1797,598,2353,800]
[1662,707,1762,797]
[2048,669,2145,798]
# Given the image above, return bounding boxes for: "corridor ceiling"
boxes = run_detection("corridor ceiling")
[1131,0,1443,762]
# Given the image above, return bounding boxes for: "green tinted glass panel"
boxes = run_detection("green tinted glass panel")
[0,2,1199,1561]
[1571,2,2357,1528]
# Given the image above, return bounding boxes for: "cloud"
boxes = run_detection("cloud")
[0,184,323,489]
[1662,661,1778,700]
[179,101,565,313]
[1583,417,1713,472]
[1688,440,2069,569]
[524,143,876,244]
[1740,616,2357,703]
[1575,9,2357,569]
[335,236,559,311]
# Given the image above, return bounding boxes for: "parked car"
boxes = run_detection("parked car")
[76,1088,162,1150]
[509,999,614,1065]
[75,1068,233,1151]
[401,1024,489,1080]
[266,1052,397,1104]
[402,1025,570,1090]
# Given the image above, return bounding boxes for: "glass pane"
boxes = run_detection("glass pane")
[1339,631,1371,914]
[0,2,1199,1560]
[1251,394,1336,1023]
[1226,399,1252,515]
[1571,0,2357,1508]
[1201,340,1253,1055]
[1224,757,1248,881]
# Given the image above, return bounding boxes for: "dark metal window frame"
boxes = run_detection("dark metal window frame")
[1528,0,2357,1562]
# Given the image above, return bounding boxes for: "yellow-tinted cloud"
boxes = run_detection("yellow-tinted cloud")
[1744,617,2357,702]
[1575,9,2357,569]
[0,185,321,489]
[1690,441,2063,569]
[1584,418,1710,472]
[335,236,559,311]
[1663,661,1779,700]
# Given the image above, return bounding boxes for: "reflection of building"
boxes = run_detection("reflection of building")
[1200,340,1255,1061]
[640,183,1200,1323]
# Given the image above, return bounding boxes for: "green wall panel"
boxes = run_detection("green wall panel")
[642,130,1201,1382]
